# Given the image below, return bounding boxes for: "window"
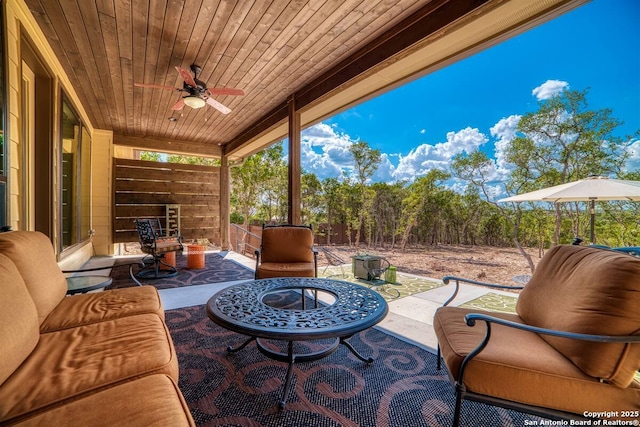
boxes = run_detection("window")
[60,97,91,249]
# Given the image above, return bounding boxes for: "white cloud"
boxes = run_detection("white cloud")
[532,79,569,100]
[491,115,521,176]
[393,127,488,181]
[300,124,354,179]
[371,153,396,183]
[624,139,640,173]
[420,129,426,134]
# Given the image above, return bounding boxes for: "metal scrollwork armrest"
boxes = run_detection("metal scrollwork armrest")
[441,276,524,307]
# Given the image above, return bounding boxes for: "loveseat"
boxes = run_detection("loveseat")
[0,231,195,426]
[434,244,640,426]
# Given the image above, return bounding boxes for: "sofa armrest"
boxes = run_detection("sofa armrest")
[441,276,524,307]
[63,261,145,286]
[455,312,640,386]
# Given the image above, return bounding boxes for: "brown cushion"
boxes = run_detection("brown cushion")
[516,245,640,387]
[11,375,195,426]
[257,262,316,279]
[40,285,164,332]
[434,307,640,415]
[0,254,39,386]
[260,226,315,263]
[0,231,67,325]
[0,313,178,422]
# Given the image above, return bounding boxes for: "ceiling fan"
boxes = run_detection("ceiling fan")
[134,64,244,114]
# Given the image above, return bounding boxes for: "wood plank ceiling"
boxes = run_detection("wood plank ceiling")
[24,0,583,160]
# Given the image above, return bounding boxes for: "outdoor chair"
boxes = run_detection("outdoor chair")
[364,256,400,298]
[134,218,183,279]
[254,224,318,279]
[320,246,348,277]
[433,245,640,426]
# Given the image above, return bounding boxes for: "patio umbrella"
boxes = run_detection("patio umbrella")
[498,176,640,244]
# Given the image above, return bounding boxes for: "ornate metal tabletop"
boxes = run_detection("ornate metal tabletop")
[207,277,388,340]
[206,277,389,408]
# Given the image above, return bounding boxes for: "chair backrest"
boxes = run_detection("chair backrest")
[260,225,315,263]
[516,244,640,387]
[321,247,345,266]
[135,219,159,248]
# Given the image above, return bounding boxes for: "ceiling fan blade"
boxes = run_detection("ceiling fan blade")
[175,66,198,88]
[170,98,185,111]
[205,97,231,114]
[206,88,245,96]
[135,83,178,90]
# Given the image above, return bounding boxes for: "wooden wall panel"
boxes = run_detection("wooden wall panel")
[113,158,220,244]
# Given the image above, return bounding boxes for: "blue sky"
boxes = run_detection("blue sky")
[296,0,640,186]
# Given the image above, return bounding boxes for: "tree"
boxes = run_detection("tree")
[399,170,449,251]
[230,143,286,227]
[348,141,381,248]
[301,172,323,225]
[505,88,633,244]
[452,151,536,272]
[322,177,341,245]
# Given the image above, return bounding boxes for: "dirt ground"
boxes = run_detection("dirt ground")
[122,240,541,286]
[318,244,542,286]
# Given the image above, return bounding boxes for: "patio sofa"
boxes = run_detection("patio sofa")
[434,244,640,426]
[0,231,195,426]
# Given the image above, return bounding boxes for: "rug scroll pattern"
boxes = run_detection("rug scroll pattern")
[167,304,542,426]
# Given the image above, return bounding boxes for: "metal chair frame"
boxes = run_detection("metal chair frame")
[134,218,183,279]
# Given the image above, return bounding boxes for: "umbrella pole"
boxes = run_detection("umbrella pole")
[589,199,595,244]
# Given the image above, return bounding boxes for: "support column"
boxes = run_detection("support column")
[287,95,301,224]
[220,155,230,250]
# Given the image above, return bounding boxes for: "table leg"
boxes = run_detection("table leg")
[227,336,255,353]
[340,337,374,363]
[280,341,296,409]
[300,289,320,310]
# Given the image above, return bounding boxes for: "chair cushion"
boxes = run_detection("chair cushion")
[516,245,640,387]
[257,262,316,279]
[154,240,184,254]
[12,375,195,426]
[0,254,40,386]
[434,307,640,414]
[40,286,164,332]
[261,226,315,263]
[0,313,178,422]
[0,231,67,325]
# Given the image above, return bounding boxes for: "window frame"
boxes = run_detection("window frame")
[0,0,7,229]
[59,94,91,252]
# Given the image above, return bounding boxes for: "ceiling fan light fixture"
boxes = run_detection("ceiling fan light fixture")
[183,96,206,109]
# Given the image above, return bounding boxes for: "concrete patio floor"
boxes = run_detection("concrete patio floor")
[79,249,520,354]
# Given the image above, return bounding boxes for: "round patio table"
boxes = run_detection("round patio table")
[206,277,389,408]
[66,275,112,295]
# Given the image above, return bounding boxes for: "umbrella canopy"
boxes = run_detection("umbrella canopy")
[498,176,640,243]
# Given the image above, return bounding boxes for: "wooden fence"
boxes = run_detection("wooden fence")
[113,159,220,243]
[229,222,362,258]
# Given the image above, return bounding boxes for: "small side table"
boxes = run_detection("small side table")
[66,276,113,295]
[187,244,206,269]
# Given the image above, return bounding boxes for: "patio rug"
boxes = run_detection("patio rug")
[319,265,444,302]
[461,292,519,313]
[167,302,546,427]
[108,252,254,290]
